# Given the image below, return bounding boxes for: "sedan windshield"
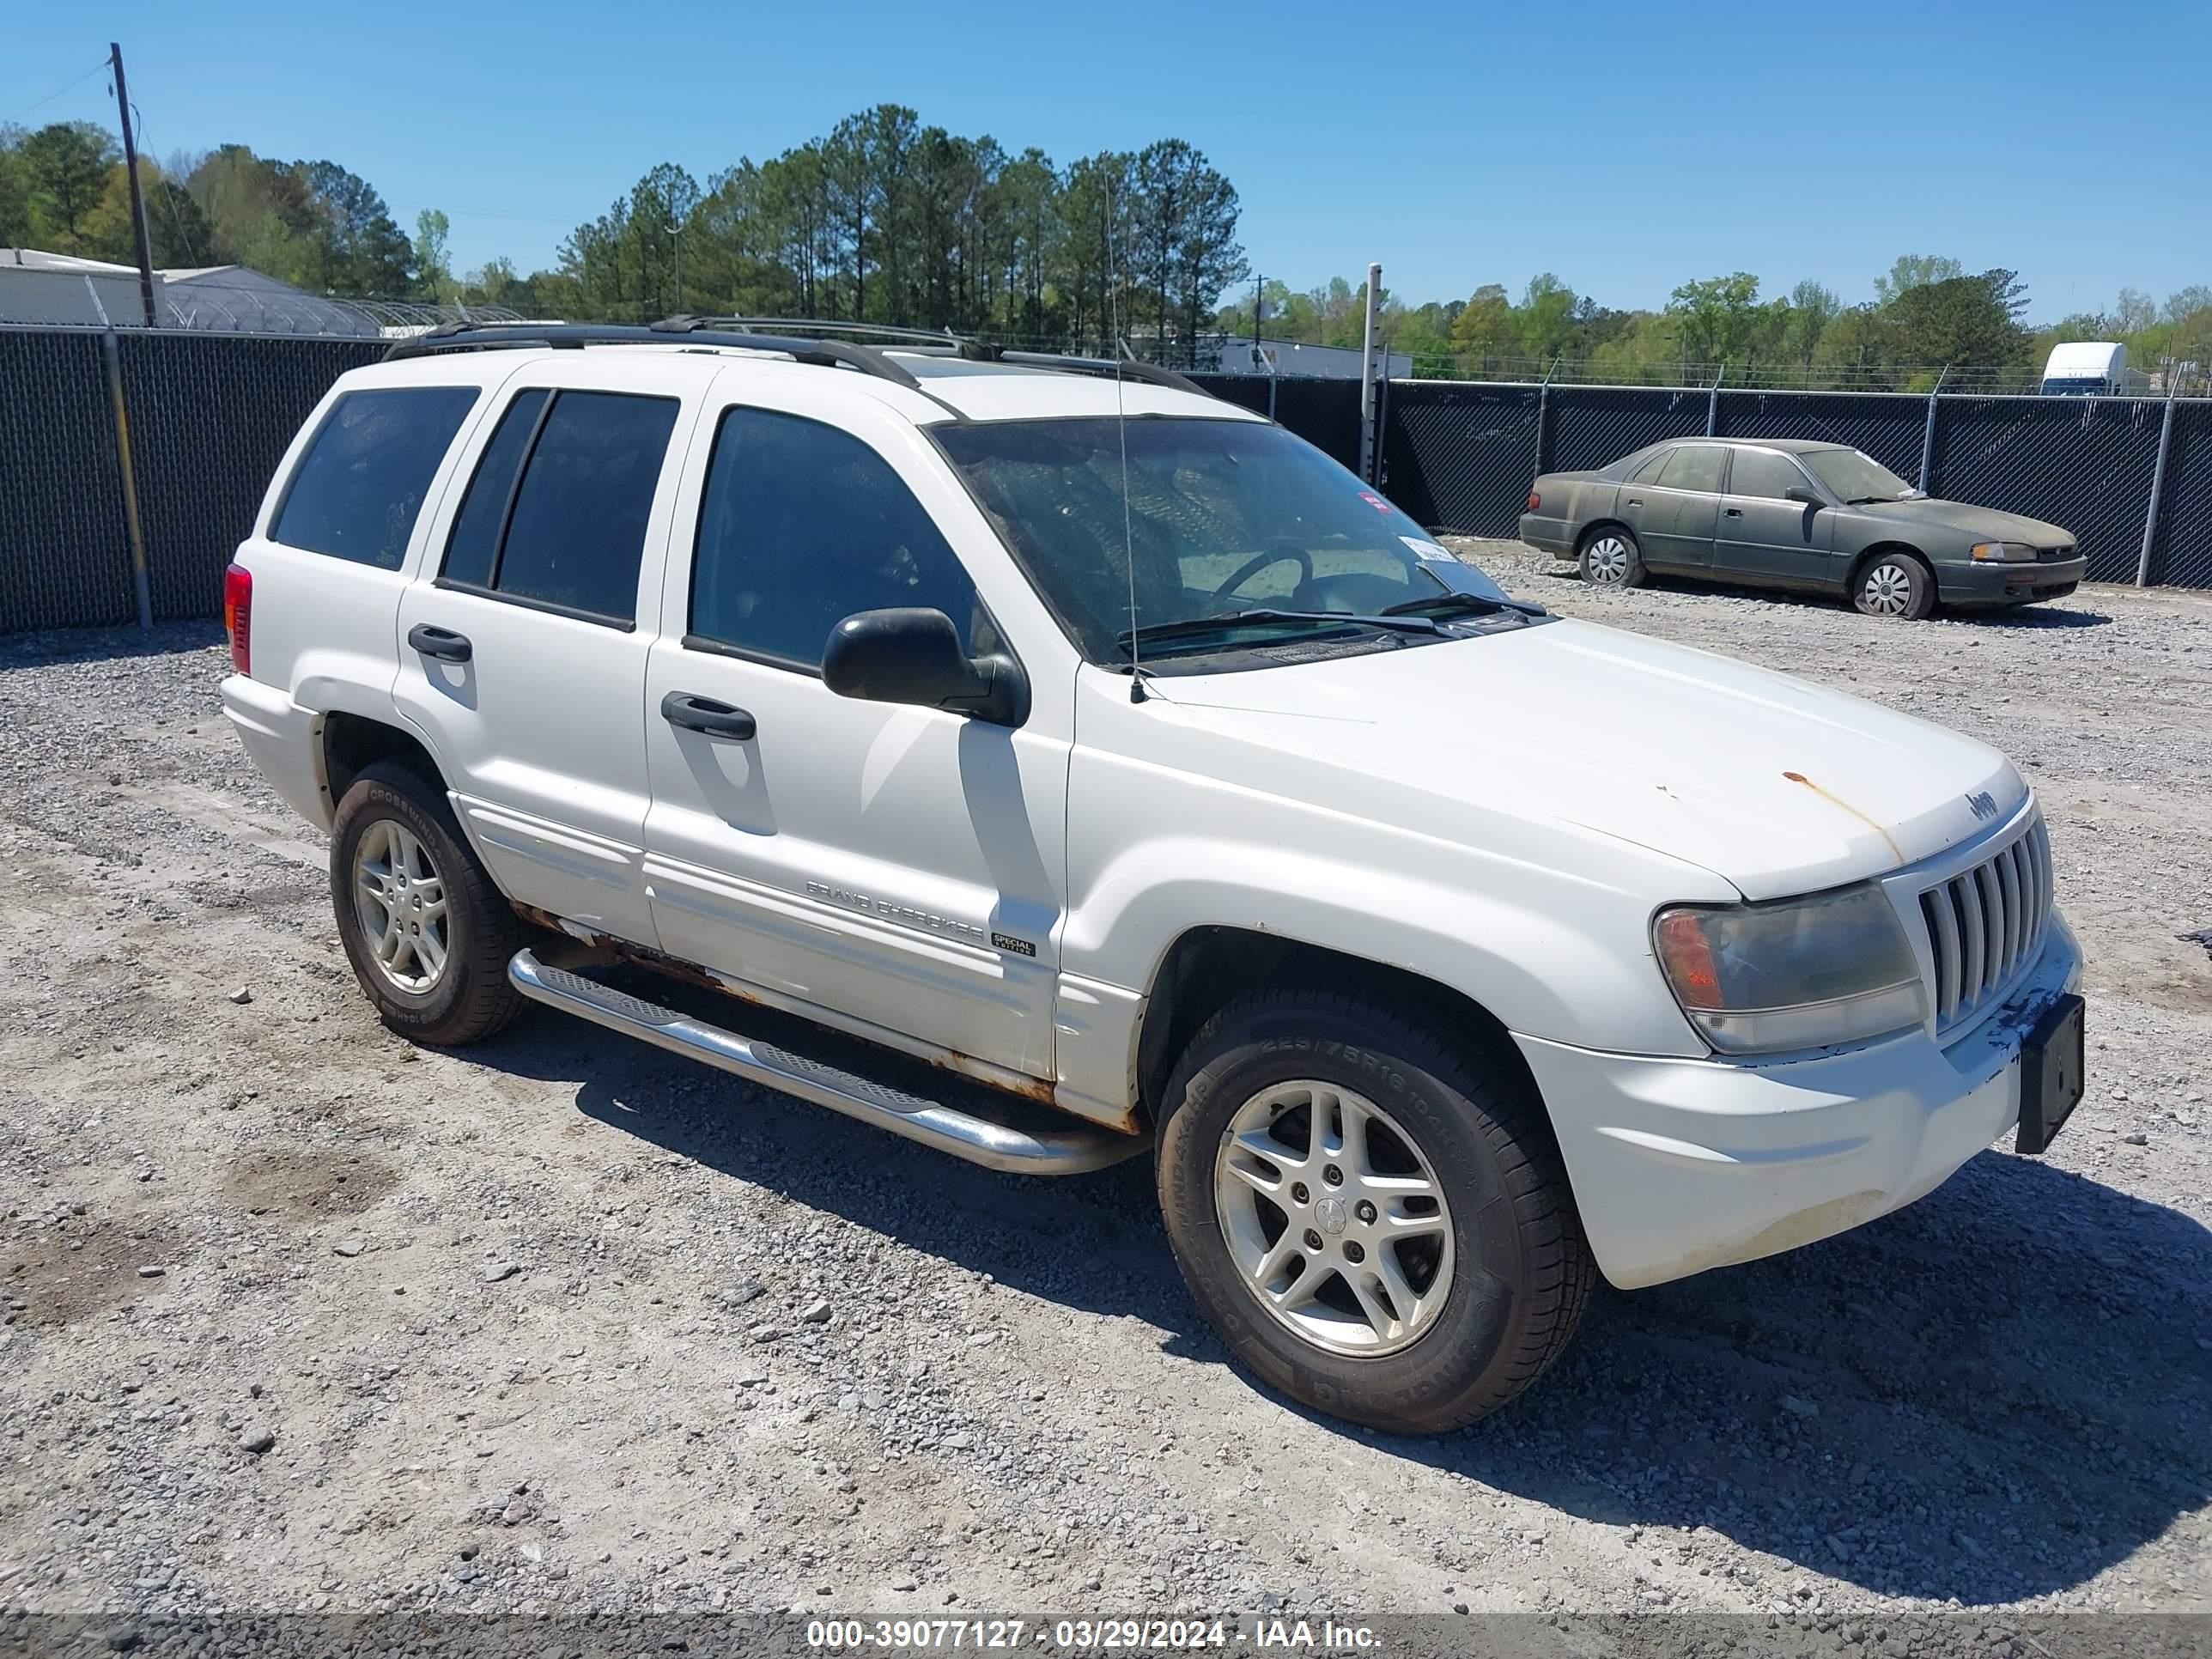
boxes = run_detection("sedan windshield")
[1805,447,1917,504]
[934,416,1515,665]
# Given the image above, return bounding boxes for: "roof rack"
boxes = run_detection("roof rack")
[682,316,1212,395]
[383,319,925,392]
[383,317,1213,402]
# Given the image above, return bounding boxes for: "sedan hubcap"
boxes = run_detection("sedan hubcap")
[1585,536,1631,583]
[1863,563,1912,615]
[353,819,450,994]
[1213,1080,1455,1358]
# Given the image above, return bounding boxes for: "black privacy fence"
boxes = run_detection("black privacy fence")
[2,326,2208,636]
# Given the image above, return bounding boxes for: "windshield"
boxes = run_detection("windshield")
[933,416,1511,665]
[1803,447,1916,503]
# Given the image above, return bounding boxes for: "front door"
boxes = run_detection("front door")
[1627,442,1725,570]
[639,378,1066,1079]
[1714,447,1834,586]
[393,368,693,947]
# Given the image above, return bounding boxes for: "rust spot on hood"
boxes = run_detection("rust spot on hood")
[1781,772,1904,865]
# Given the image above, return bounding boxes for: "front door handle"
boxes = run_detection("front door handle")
[661,691,757,741]
[408,623,472,663]
[1723,507,1744,518]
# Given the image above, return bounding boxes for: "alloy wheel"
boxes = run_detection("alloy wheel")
[352,818,451,994]
[1212,1080,1455,1358]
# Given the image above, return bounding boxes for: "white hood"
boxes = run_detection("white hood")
[1157,618,2025,902]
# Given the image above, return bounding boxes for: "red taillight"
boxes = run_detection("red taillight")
[1527,490,1543,513]
[224,562,252,675]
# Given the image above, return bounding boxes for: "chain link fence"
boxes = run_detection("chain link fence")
[3,329,2210,637]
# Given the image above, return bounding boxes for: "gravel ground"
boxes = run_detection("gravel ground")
[1,556,2208,1648]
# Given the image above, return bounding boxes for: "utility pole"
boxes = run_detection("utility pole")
[1251,274,1263,369]
[108,43,160,329]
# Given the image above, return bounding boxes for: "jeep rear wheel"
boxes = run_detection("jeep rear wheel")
[331,761,526,1047]
[1156,988,1594,1434]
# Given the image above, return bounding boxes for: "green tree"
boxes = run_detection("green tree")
[413,208,453,303]
[1665,272,1763,368]
[1784,279,1841,368]
[1873,253,1964,306]
[20,120,118,253]
[295,161,412,295]
[1886,270,2031,368]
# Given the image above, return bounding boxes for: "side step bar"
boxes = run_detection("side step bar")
[507,950,1147,1176]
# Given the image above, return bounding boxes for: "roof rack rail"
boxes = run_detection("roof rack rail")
[689,315,969,348]
[951,343,1209,398]
[383,319,925,392]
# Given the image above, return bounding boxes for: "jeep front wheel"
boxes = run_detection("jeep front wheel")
[1155,989,1593,1434]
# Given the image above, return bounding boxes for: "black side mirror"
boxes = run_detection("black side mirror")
[822,607,1029,726]
[1784,485,1821,506]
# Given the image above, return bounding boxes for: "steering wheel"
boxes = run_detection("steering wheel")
[1212,544,1312,605]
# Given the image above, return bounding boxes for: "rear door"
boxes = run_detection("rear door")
[392,358,701,947]
[1629,442,1724,570]
[1715,447,1834,586]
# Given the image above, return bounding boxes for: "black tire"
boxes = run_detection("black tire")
[1155,988,1594,1434]
[1577,524,1646,588]
[329,760,526,1047]
[1851,550,1936,620]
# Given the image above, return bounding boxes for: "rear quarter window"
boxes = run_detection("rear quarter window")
[270,386,479,569]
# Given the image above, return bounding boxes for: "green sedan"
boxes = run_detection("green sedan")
[1519,437,2087,619]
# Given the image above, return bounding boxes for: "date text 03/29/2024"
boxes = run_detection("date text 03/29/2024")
[802,1618,1382,1650]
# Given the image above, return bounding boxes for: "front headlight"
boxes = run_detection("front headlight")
[1652,884,1927,1055]
[1969,541,2036,562]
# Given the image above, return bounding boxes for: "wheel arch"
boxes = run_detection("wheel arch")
[1133,926,1551,1146]
[321,710,450,817]
[1846,539,1932,591]
[1575,517,1636,554]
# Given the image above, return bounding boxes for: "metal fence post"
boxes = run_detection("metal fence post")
[99,327,155,631]
[1357,263,1382,485]
[1533,359,1554,481]
[2136,390,2179,586]
[1918,367,1948,494]
[1705,365,1723,435]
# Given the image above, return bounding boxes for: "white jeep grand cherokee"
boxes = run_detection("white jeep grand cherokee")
[221,320,2086,1434]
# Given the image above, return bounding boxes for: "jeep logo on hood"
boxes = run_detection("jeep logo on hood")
[1966,790,2001,822]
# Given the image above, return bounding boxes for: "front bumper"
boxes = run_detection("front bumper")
[1519,513,1577,555]
[1937,555,2088,606]
[1515,915,2082,1290]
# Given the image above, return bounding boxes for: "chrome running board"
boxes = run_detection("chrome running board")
[507,949,1146,1176]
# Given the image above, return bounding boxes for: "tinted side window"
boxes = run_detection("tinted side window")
[271,387,477,568]
[1656,444,1725,493]
[690,408,981,669]
[1632,451,1673,483]
[1728,448,1809,500]
[495,392,679,623]
[441,388,549,589]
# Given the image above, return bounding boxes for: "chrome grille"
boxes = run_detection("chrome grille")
[1917,819,2053,1032]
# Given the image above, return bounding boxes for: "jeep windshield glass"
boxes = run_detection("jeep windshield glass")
[1804,447,1917,505]
[933,416,1514,665]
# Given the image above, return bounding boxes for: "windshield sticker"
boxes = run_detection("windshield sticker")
[1358,490,1394,514]
[1401,535,1456,562]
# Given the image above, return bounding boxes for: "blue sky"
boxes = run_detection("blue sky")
[9,0,2208,321]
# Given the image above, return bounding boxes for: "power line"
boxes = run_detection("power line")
[3,58,110,126]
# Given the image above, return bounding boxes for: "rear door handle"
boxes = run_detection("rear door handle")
[408,623,472,663]
[661,691,757,741]
[1626,497,1644,507]
[1723,507,1743,518]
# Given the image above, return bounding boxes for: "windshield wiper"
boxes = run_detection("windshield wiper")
[1115,608,1442,654]
[1380,591,1549,620]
